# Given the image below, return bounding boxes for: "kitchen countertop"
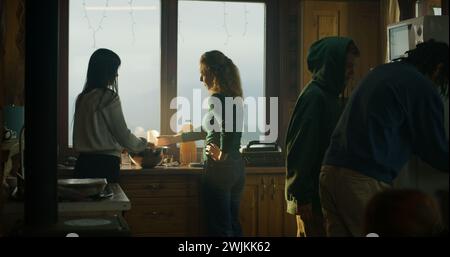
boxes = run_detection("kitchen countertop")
[58,165,286,177]
[2,183,130,214]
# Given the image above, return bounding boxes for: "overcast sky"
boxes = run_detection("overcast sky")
[69,0,265,145]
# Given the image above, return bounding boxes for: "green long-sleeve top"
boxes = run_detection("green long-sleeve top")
[181,92,242,161]
[285,37,356,214]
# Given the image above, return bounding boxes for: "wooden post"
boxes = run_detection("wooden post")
[24,0,58,230]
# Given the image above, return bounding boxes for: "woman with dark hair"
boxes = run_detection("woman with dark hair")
[158,50,245,236]
[73,48,149,183]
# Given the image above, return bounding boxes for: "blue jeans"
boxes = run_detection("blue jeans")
[202,156,245,237]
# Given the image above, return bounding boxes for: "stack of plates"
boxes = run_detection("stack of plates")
[58,178,107,200]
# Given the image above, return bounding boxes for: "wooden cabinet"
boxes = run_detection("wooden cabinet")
[119,168,296,237]
[240,174,296,237]
[120,174,201,237]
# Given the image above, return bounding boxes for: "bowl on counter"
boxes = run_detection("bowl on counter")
[130,147,163,168]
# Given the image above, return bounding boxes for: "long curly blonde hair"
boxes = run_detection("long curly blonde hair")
[200,50,243,97]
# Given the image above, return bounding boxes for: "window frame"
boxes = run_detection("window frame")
[57,0,279,161]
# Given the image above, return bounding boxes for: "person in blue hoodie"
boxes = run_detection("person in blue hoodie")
[285,37,360,237]
[320,40,449,237]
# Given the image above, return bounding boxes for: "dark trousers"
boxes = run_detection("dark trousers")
[203,156,245,237]
[74,153,121,183]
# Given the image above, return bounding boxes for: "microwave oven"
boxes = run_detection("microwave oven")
[387,15,449,62]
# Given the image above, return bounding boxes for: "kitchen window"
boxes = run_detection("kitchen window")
[67,0,161,146]
[177,1,265,144]
[58,0,278,158]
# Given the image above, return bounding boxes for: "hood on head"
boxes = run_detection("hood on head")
[307,36,356,96]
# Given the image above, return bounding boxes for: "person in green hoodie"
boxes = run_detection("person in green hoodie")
[285,37,359,237]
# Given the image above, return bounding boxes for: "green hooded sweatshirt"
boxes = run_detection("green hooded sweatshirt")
[285,37,355,215]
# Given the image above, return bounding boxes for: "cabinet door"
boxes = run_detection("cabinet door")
[277,176,297,237]
[120,175,200,236]
[259,175,296,236]
[239,175,260,236]
[240,174,296,237]
[254,175,279,236]
[124,197,199,236]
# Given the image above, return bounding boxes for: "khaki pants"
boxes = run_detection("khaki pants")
[319,165,391,237]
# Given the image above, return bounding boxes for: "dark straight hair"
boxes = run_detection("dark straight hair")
[73,48,121,124]
[81,48,121,95]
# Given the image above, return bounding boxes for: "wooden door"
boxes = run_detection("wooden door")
[341,1,381,97]
[301,0,382,95]
[302,1,343,90]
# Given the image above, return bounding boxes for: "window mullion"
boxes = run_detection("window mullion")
[161,0,178,135]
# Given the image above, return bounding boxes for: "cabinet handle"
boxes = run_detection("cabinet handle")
[144,183,162,191]
[143,211,160,217]
[271,178,276,200]
[143,210,173,218]
[261,177,266,201]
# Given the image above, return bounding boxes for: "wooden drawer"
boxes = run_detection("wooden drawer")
[120,177,199,198]
[124,198,200,236]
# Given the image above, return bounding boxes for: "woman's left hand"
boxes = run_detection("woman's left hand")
[205,143,222,161]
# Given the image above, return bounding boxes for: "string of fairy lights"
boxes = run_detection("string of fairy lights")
[242,4,249,37]
[222,2,231,45]
[82,1,250,47]
[222,3,250,45]
[82,0,137,48]
[82,0,109,49]
[128,0,137,45]
[178,13,184,43]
